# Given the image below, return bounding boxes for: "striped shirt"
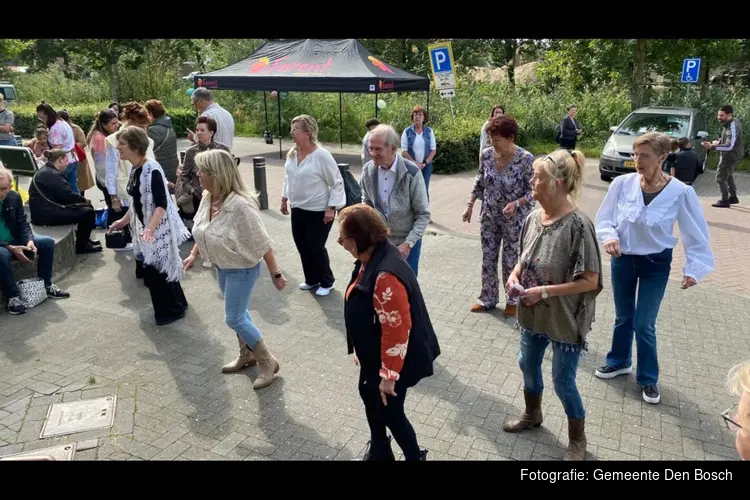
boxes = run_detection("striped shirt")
[202,103,234,151]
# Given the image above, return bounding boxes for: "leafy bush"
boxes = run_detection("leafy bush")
[8,103,197,139]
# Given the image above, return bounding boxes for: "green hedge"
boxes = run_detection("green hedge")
[9,103,198,140]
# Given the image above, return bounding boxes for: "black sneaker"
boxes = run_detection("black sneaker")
[594,364,632,379]
[7,297,27,315]
[419,448,428,461]
[642,385,660,404]
[728,196,739,205]
[46,284,70,299]
[712,199,731,208]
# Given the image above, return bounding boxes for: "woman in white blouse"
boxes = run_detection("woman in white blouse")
[280,114,346,297]
[594,131,714,405]
[184,148,288,390]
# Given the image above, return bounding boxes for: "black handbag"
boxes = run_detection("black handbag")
[105,230,128,249]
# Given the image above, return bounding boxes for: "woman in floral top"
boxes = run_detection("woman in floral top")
[463,115,535,317]
[504,148,603,461]
[340,203,440,461]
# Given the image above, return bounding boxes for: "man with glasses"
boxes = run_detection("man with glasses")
[188,87,235,151]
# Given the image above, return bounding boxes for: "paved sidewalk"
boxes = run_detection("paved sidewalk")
[0,138,746,461]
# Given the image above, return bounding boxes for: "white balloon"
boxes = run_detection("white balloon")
[377,99,386,109]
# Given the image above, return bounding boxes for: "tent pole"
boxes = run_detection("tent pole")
[263,91,269,131]
[374,92,378,119]
[278,93,283,160]
[339,93,343,150]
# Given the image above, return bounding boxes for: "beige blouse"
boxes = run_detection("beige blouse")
[191,190,274,269]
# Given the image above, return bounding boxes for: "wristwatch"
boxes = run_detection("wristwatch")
[272,271,282,279]
[541,286,548,299]
[406,240,415,248]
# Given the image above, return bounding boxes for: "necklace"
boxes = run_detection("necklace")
[642,172,666,191]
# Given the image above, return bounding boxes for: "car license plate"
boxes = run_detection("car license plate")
[622,160,635,169]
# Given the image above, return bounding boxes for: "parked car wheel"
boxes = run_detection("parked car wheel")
[600,173,612,182]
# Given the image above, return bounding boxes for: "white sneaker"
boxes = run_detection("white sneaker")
[202,260,212,269]
[299,282,319,290]
[315,286,333,297]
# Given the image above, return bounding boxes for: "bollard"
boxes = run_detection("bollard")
[337,163,350,173]
[253,157,269,210]
[180,151,186,165]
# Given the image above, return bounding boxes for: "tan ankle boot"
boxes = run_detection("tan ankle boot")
[502,390,543,432]
[251,338,279,390]
[563,418,587,461]
[221,335,257,373]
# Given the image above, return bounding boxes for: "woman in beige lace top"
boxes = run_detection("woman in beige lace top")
[183,148,288,390]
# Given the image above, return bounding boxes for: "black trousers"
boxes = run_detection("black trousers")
[142,264,188,324]
[291,208,335,288]
[74,208,96,250]
[358,369,421,460]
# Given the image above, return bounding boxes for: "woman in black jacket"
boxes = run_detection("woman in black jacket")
[338,203,440,461]
[27,149,101,254]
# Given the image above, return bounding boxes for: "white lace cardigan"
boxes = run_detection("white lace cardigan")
[594,173,714,282]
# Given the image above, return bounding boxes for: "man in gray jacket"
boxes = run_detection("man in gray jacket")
[360,124,430,277]
[703,104,743,207]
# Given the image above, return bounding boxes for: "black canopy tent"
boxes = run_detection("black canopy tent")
[193,39,431,158]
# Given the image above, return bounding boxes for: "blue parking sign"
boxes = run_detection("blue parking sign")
[681,58,701,84]
[429,47,453,74]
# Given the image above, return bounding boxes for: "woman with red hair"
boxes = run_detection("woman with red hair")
[462,115,535,317]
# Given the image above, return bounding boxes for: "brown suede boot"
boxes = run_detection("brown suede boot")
[502,390,543,432]
[221,335,257,373]
[251,339,279,390]
[563,418,587,461]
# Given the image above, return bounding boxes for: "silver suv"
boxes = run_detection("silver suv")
[599,106,709,182]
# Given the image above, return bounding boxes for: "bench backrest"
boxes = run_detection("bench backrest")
[0,145,39,177]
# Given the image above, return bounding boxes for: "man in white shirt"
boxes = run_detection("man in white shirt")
[360,125,430,277]
[188,88,235,151]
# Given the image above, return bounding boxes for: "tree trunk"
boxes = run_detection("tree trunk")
[505,40,517,86]
[105,63,119,102]
[630,39,646,110]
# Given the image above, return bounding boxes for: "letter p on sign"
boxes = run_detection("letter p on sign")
[430,46,453,74]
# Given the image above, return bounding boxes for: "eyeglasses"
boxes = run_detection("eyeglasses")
[721,406,742,432]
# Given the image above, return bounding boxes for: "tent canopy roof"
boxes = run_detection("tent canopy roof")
[193,39,430,94]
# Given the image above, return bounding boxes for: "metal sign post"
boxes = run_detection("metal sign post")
[428,42,457,122]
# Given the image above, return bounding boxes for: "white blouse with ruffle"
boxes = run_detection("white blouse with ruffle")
[594,173,714,282]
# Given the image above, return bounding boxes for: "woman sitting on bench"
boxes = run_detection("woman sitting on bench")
[27,149,102,255]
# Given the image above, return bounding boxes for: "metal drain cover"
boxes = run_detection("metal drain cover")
[40,396,117,438]
[1,443,77,461]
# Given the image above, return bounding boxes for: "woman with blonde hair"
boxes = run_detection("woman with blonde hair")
[594,131,713,405]
[184,148,287,389]
[725,361,750,460]
[281,114,345,297]
[504,148,603,461]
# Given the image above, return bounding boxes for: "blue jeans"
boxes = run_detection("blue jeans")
[216,264,264,348]
[64,161,79,194]
[0,235,55,299]
[405,239,422,277]
[518,327,585,419]
[0,138,18,146]
[605,248,671,387]
[421,163,432,198]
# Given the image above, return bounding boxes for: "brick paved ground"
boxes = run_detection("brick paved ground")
[0,138,747,461]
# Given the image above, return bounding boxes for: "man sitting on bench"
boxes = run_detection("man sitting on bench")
[0,165,70,315]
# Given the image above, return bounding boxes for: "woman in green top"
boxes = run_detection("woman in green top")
[504,148,603,461]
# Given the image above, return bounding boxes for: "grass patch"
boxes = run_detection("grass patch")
[525,139,603,159]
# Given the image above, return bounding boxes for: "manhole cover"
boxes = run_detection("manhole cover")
[40,396,117,438]
[1,443,77,461]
